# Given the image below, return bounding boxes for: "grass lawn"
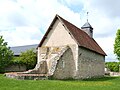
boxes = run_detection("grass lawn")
[0,74,120,90]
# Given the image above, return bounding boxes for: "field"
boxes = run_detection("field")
[0,74,120,90]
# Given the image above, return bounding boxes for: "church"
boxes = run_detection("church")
[36,14,106,79]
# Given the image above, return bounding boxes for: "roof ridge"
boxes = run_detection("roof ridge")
[57,15,82,31]
[11,44,38,48]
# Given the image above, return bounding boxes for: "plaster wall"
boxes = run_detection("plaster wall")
[76,47,105,79]
[42,19,77,46]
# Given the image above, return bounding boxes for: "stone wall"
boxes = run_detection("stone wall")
[5,65,26,72]
[38,46,68,63]
[76,47,105,79]
[37,45,78,76]
[37,45,105,79]
[53,48,75,79]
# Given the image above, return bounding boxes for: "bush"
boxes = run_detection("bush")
[19,49,37,70]
[10,57,24,65]
[105,62,120,72]
[9,49,37,70]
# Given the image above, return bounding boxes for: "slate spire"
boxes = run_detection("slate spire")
[81,12,93,38]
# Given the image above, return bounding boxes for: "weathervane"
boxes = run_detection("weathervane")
[87,12,89,22]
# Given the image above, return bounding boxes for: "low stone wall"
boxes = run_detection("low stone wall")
[5,65,26,72]
[5,72,48,80]
[110,72,120,76]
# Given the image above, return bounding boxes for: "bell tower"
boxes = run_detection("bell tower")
[81,12,93,38]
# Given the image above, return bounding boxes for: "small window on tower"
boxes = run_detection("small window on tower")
[90,29,93,33]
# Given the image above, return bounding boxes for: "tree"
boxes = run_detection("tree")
[0,36,13,72]
[105,62,119,72]
[114,29,120,61]
[19,49,37,70]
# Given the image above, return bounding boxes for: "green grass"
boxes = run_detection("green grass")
[0,74,120,90]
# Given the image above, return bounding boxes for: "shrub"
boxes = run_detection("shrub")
[105,62,120,72]
[19,49,37,70]
[9,49,37,70]
[10,57,24,65]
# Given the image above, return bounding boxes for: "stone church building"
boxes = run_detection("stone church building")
[35,14,106,79]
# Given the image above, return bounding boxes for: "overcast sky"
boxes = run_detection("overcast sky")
[0,0,120,62]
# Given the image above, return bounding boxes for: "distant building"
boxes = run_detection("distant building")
[10,44,38,56]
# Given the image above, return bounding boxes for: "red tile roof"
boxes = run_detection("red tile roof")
[38,15,106,56]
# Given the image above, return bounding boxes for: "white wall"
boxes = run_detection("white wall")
[42,19,77,46]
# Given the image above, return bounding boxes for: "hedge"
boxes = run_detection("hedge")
[105,62,120,72]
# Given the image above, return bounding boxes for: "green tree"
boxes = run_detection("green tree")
[114,29,120,60]
[19,49,37,70]
[105,62,119,72]
[0,36,13,72]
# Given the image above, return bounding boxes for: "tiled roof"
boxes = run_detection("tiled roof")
[10,44,38,56]
[38,15,106,56]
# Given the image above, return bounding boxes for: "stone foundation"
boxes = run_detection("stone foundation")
[5,72,48,80]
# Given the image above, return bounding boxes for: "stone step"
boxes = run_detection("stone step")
[5,72,48,80]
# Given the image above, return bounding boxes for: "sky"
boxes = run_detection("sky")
[0,0,120,62]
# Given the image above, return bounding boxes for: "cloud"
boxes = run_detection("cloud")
[0,0,82,46]
[89,0,120,18]
[95,36,117,61]
[58,0,84,13]
[0,0,119,62]
[0,26,43,46]
[8,12,29,26]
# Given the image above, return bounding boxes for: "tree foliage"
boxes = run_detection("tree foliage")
[0,36,13,72]
[19,49,37,70]
[114,29,120,61]
[10,57,23,65]
[105,62,119,72]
